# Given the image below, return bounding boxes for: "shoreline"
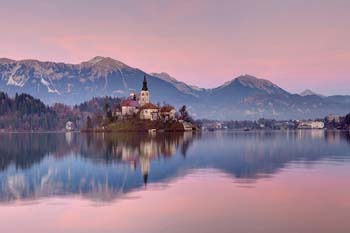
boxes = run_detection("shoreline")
[1,128,349,134]
[80,129,191,133]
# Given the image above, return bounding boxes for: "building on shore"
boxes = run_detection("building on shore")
[180,120,194,131]
[298,121,324,129]
[65,121,74,131]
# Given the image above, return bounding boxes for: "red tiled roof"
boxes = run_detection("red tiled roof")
[122,99,139,107]
[160,105,175,112]
[140,103,158,110]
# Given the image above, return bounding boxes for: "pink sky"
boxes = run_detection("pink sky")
[0,0,349,95]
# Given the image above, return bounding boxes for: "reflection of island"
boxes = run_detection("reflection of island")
[0,132,197,202]
[81,133,195,185]
[0,130,349,203]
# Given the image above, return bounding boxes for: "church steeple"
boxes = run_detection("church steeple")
[142,75,148,91]
[139,75,150,106]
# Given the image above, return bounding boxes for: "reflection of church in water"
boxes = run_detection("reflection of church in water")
[111,132,194,185]
[2,131,350,203]
[0,132,197,203]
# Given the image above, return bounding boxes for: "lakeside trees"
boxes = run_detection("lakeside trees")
[324,113,350,130]
[2,90,347,132]
[0,92,58,130]
[0,91,121,131]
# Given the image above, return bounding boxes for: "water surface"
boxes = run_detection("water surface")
[0,131,349,233]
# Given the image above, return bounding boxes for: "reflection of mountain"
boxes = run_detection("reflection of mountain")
[0,131,349,203]
[0,132,196,202]
[194,131,350,179]
[0,133,78,170]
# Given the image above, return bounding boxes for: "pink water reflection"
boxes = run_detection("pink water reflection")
[0,163,349,233]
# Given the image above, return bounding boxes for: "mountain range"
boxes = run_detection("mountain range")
[0,56,349,120]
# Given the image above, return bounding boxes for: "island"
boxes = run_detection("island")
[82,76,197,132]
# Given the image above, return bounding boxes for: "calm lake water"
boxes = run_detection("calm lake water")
[0,131,350,233]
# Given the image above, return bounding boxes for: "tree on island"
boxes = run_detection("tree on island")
[103,103,113,121]
[86,116,92,129]
[343,113,350,129]
[179,105,193,123]
[345,113,350,124]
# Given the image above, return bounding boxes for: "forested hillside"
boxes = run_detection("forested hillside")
[0,91,122,131]
[0,92,58,130]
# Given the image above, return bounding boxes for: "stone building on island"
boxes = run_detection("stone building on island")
[160,106,176,121]
[121,99,139,116]
[118,75,176,121]
[139,103,159,121]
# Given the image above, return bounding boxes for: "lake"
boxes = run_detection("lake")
[0,131,349,233]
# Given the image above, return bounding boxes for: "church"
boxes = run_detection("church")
[117,75,176,121]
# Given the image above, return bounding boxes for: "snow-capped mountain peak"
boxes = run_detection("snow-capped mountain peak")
[86,56,106,65]
[235,75,279,90]
[300,89,323,97]
[80,56,133,77]
[83,56,130,69]
[216,75,287,95]
[151,72,204,97]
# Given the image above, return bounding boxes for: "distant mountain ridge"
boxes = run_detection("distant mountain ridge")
[0,57,349,120]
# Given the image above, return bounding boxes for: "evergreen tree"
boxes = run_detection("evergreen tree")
[179,105,193,123]
[86,116,92,129]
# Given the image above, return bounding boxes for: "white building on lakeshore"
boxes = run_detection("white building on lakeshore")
[298,121,324,129]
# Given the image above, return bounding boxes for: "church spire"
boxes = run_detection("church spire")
[142,75,148,91]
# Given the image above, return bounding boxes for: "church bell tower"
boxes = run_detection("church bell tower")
[139,75,150,106]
